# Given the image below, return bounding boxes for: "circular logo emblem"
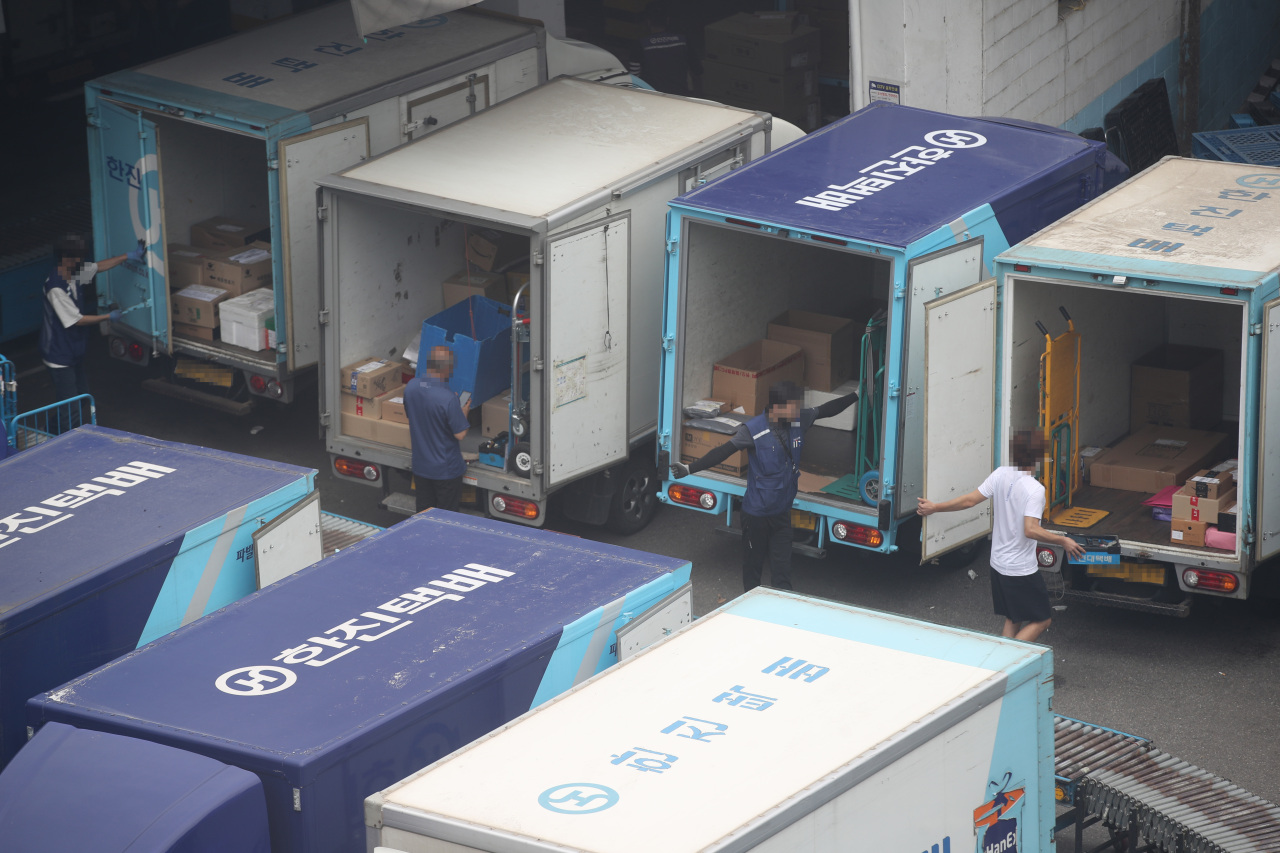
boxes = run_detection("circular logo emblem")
[924,129,988,149]
[215,665,297,696]
[538,783,619,815]
[1236,173,1280,189]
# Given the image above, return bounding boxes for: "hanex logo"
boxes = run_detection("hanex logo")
[215,665,297,696]
[973,772,1024,853]
[539,783,619,815]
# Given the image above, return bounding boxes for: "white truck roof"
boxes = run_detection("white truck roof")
[369,590,1047,853]
[1005,157,1280,284]
[329,78,762,221]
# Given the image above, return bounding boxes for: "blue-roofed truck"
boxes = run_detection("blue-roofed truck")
[657,103,1126,559]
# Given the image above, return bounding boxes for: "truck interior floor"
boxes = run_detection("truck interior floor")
[1056,483,1234,558]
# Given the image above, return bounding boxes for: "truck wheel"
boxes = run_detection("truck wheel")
[513,442,533,478]
[858,470,881,505]
[606,459,659,534]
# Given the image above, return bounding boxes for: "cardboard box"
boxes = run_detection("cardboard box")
[166,244,205,287]
[341,411,380,442]
[1172,485,1236,524]
[202,242,272,297]
[767,310,854,391]
[172,321,217,342]
[170,284,228,328]
[465,230,525,272]
[1171,518,1209,548]
[1184,468,1234,500]
[189,216,270,252]
[1130,344,1224,431]
[701,59,816,117]
[340,384,404,420]
[682,424,747,476]
[1080,445,1104,483]
[442,269,506,309]
[804,378,859,431]
[745,11,800,34]
[802,7,850,77]
[712,339,805,415]
[704,13,822,73]
[382,393,409,425]
[481,392,511,438]
[341,359,406,398]
[1088,426,1230,493]
[374,418,412,448]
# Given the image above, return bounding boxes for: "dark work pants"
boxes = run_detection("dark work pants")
[742,511,793,592]
[414,474,463,513]
[47,362,88,401]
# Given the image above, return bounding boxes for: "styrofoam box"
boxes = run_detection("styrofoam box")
[220,289,275,352]
[805,378,859,431]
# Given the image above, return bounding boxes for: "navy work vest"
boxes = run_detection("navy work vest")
[742,412,807,518]
[39,271,89,367]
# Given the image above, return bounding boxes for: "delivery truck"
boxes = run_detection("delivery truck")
[316,77,780,529]
[86,3,627,405]
[922,156,1280,615]
[657,103,1126,556]
[0,424,315,768]
[23,510,693,853]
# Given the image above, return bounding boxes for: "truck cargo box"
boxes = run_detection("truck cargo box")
[367,588,1053,853]
[0,425,314,767]
[0,722,270,852]
[27,511,692,853]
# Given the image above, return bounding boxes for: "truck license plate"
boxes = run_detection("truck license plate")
[791,510,817,531]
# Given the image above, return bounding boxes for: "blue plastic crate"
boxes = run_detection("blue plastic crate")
[419,295,512,404]
[1191,127,1280,165]
[1228,113,1257,129]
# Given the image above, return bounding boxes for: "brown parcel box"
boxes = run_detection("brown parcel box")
[340,359,406,398]
[382,393,409,425]
[1088,426,1230,493]
[442,269,506,309]
[340,384,404,420]
[1171,518,1209,548]
[1185,468,1234,500]
[203,243,272,297]
[767,310,854,392]
[704,13,821,73]
[711,339,804,415]
[1171,485,1236,524]
[481,392,511,438]
[167,244,205,287]
[189,216,270,252]
[173,322,216,342]
[465,231,525,272]
[341,411,380,442]
[1130,344,1224,431]
[700,59,816,118]
[171,284,228,328]
[374,418,411,449]
[682,423,747,476]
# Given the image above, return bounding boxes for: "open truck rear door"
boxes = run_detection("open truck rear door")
[1259,296,1280,562]
[922,278,996,562]
[94,100,168,351]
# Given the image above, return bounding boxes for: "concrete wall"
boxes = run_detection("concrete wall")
[856,0,1280,139]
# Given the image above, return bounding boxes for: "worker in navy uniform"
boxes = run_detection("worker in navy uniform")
[404,345,471,513]
[671,381,857,591]
[40,234,144,401]
[639,1,699,96]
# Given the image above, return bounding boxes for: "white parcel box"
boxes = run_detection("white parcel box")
[219,288,275,351]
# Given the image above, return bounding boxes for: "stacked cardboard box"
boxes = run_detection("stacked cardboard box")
[1170,461,1237,548]
[702,12,822,131]
[340,358,417,449]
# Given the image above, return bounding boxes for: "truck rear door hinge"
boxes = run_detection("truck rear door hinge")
[320,411,331,427]
[86,113,103,128]
[267,158,279,171]
[316,205,329,221]
[1250,322,1263,336]
[665,238,678,254]
[888,381,901,399]
[533,357,544,372]
[318,308,330,326]
[662,333,675,353]
[532,252,544,266]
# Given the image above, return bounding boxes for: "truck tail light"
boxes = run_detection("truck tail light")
[249,375,268,394]
[1014,264,1031,272]
[724,217,762,229]
[831,522,883,547]
[1037,546,1057,568]
[1183,569,1238,593]
[491,495,539,519]
[109,337,127,359]
[334,458,379,481]
[127,342,145,362]
[266,380,284,398]
[667,484,716,510]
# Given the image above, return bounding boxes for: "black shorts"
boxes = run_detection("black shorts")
[990,569,1052,623]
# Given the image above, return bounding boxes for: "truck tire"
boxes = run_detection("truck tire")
[605,458,659,534]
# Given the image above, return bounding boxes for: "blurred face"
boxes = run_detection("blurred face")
[770,398,801,422]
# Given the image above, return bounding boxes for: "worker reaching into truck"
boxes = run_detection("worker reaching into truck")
[916,430,1085,642]
[404,345,471,514]
[672,380,857,592]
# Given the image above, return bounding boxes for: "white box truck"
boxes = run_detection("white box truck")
[365,587,1055,852]
[923,157,1280,615]
[86,4,626,405]
[317,78,779,529]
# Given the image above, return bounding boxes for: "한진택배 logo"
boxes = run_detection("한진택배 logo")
[215,665,297,696]
[924,129,988,149]
[538,783,619,815]
[973,772,1024,853]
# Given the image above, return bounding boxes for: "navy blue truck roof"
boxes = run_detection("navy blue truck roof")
[677,102,1110,248]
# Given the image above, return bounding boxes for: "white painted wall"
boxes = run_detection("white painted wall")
[854,0,1188,127]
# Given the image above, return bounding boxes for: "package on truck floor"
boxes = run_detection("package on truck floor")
[1088,426,1230,493]
[374,417,411,448]
[189,216,270,252]
[219,288,275,351]
[341,358,407,398]
[341,383,404,420]
[420,296,512,404]
[442,269,506,309]
[173,321,216,342]
[171,284,229,328]
[704,12,821,73]
[767,309,855,391]
[682,416,748,475]
[1171,483,1236,524]
[464,229,525,272]
[481,391,511,437]
[1184,467,1234,500]
[711,339,804,415]
[382,393,409,425]
[202,243,272,297]
[1130,344,1224,431]
[1171,518,1209,547]
[166,243,206,287]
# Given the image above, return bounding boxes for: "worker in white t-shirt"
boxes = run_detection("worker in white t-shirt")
[916,430,1084,642]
